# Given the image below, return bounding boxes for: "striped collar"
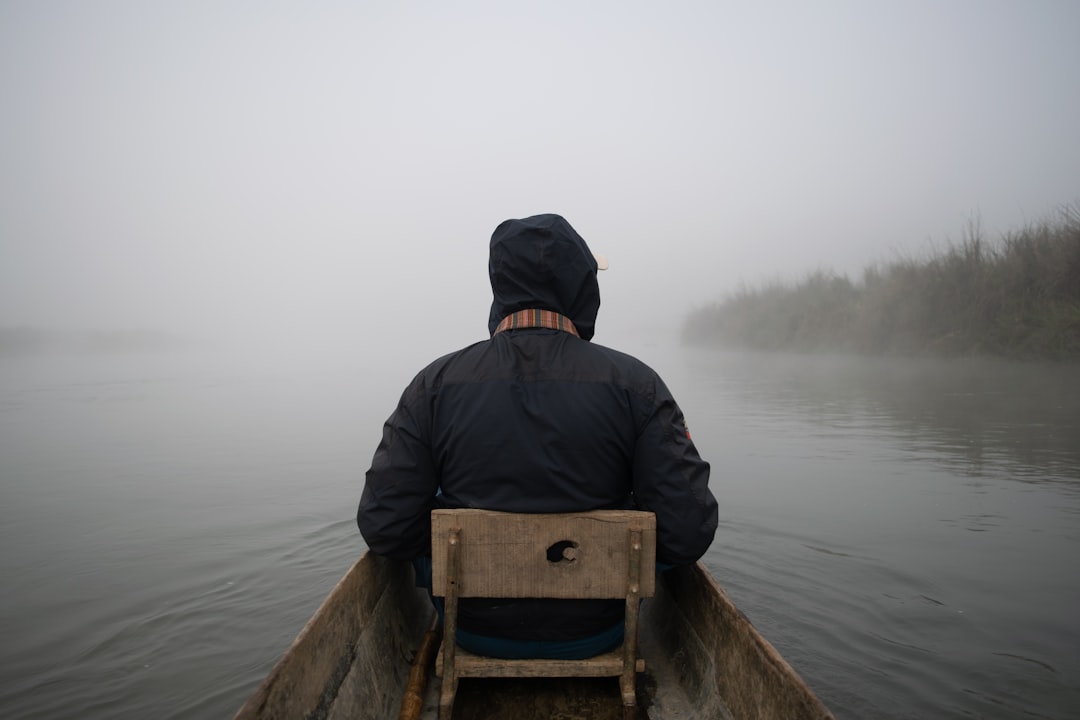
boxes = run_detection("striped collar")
[493,309,580,337]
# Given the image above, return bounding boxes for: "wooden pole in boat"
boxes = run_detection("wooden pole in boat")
[399,615,442,720]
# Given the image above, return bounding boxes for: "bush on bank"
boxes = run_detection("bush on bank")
[683,206,1080,360]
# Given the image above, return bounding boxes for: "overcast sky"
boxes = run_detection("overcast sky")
[2,1,1078,355]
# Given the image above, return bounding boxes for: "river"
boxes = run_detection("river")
[1,342,1077,719]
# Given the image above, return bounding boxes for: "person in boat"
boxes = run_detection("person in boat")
[357,213,718,660]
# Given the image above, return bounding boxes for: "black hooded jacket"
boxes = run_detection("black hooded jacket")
[358,214,717,641]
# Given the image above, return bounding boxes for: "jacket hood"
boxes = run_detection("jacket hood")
[487,214,601,341]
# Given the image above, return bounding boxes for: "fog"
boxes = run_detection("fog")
[2,1,1078,367]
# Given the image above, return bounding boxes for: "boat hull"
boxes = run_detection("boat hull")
[234,553,834,720]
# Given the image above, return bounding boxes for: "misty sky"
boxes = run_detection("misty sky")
[2,1,1078,353]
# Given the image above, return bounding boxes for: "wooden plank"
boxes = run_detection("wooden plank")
[619,527,644,707]
[437,647,646,679]
[455,649,624,678]
[431,510,656,599]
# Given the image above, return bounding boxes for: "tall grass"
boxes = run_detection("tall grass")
[683,205,1080,360]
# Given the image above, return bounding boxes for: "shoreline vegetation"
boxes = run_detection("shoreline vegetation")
[682,206,1080,361]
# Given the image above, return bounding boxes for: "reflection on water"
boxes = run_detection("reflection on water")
[670,349,1080,720]
[1,350,1078,719]
[686,351,1080,484]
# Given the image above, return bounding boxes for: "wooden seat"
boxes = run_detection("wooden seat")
[431,509,656,720]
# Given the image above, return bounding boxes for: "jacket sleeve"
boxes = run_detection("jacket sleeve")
[357,377,439,560]
[631,376,718,566]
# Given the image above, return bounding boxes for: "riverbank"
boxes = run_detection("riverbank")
[683,207,1080,361]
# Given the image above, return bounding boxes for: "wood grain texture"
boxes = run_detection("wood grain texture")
[432,510,656,719]
[647,563,836,720]
[431,509,656,599]
[234,552,837,719]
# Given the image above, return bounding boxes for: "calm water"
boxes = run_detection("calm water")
[1,345,1078,719]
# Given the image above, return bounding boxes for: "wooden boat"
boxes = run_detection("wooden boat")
[234,552,835,719]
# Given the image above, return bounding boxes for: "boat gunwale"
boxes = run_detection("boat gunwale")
[234,553,835,720]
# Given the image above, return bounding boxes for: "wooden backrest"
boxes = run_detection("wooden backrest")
[431,509,656,600]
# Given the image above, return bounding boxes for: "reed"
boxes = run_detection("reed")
[683,205,1080,360]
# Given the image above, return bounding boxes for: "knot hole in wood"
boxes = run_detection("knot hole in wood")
[546,539,578,563]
